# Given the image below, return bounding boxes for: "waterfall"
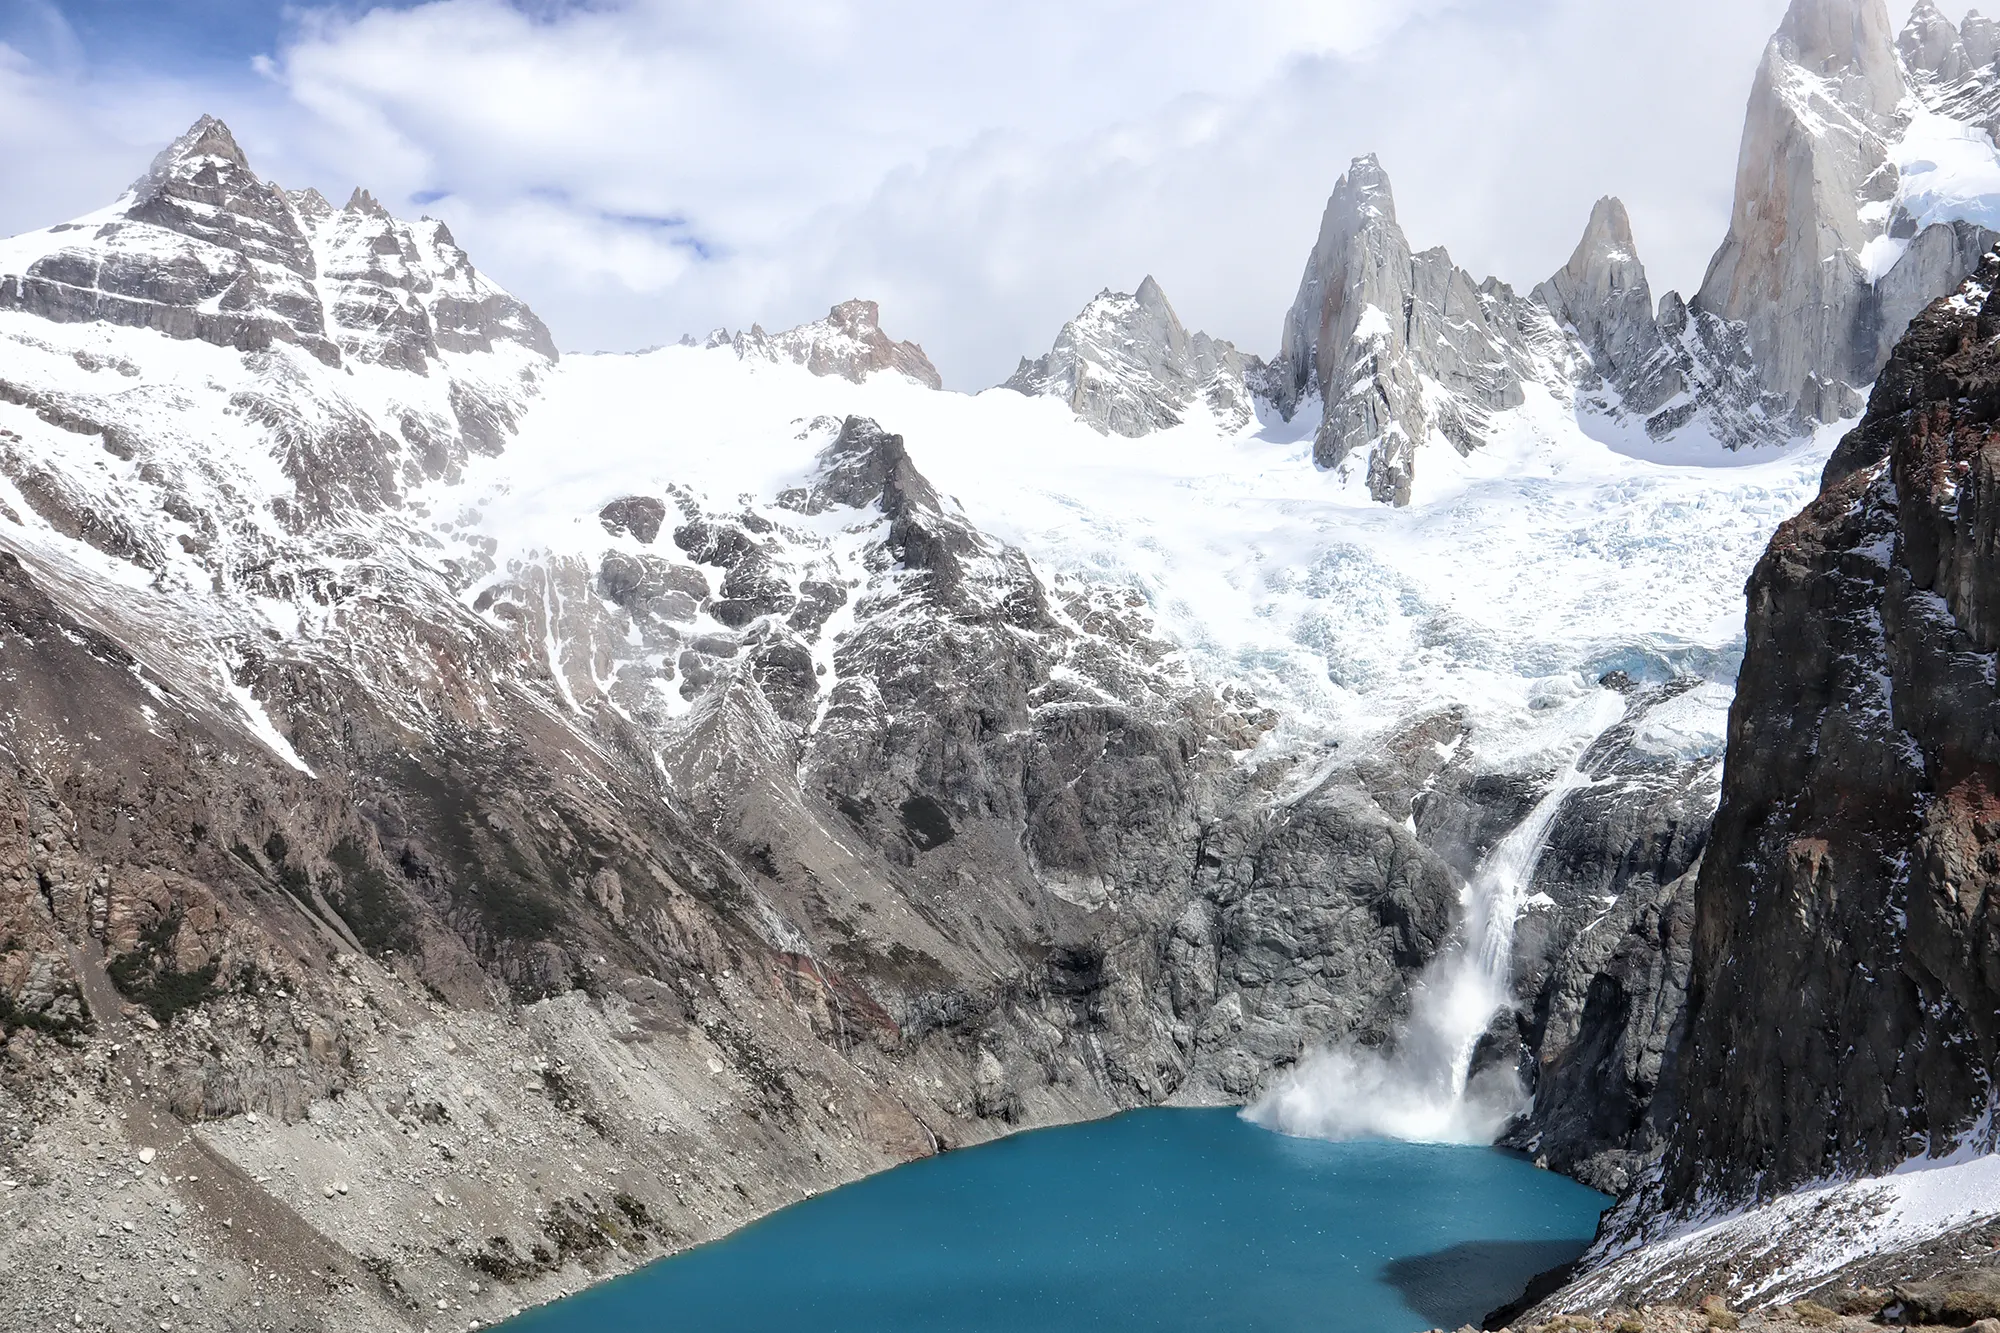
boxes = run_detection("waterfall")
[1245,725,1613,1146]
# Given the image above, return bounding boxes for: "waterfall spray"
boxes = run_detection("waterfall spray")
[1246,716,1618,1146]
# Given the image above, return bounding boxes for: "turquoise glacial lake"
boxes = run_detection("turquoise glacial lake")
[503,1108,1608,1333]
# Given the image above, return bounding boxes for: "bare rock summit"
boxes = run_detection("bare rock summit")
[1002,276,1264,436]
[701,299,943,389]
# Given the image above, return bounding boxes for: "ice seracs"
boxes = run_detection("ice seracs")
[1001,276,1264,436]
[695,298,943,390]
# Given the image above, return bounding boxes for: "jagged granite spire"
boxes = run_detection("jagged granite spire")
[1271,154,1400,422]
[1002,276,1263,436]
[1689,0,1995,426]
[1899,0,1972,85]
[1534,198,1683,417]
[1774,0,1906,129]
[1689,0,2000,431]
[1271,155,1543,505]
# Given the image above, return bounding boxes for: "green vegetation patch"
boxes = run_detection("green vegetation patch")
[106,910,223,1026]
[327,839,418,957]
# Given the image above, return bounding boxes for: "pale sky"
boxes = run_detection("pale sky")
[0,0,1973,385]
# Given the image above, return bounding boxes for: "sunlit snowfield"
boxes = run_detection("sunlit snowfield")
[499,1109,1610,1333]
[444,346,1838,777]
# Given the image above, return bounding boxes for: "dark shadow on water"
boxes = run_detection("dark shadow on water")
[1380,1238,1594,1331]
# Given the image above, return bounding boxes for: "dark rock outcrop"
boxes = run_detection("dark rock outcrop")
[1661,250,2000,1209]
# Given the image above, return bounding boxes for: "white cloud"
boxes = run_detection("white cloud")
[0,0,1930,386]
[0,46,181,235]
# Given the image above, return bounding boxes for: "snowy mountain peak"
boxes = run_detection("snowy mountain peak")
[288,186,334,222]
[1269,155,1403,423]
[1002,277,1264,437]
[0,114,555,539]
[1131,274,1177,322]
[1772,0,1905,131]
[1900,0,1971,85]
[2,113,337,363]
[1247,0,2000,504]
[699,300,943,390]
[343,186,392,219]
[1898,1,2000,135]
[135,113,254,195]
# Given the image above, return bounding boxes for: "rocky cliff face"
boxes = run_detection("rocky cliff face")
[1656,252,2000,1210]
[1267,156,1563,504]
[1694,0,2000,427]
[1002,277,1264,436]
[1494,678,1721,1196]
[697,299,943,389]
[1528,244,2000,1321]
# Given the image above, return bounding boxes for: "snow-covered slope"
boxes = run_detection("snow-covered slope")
[1554,1146,2000,1311]
[465,342,1832,777]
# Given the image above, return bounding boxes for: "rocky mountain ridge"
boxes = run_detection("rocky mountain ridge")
[1001,276,1267,436]
[690,298,944,390]
[1662,245,2000,1212]
[1007,0,2000,506]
